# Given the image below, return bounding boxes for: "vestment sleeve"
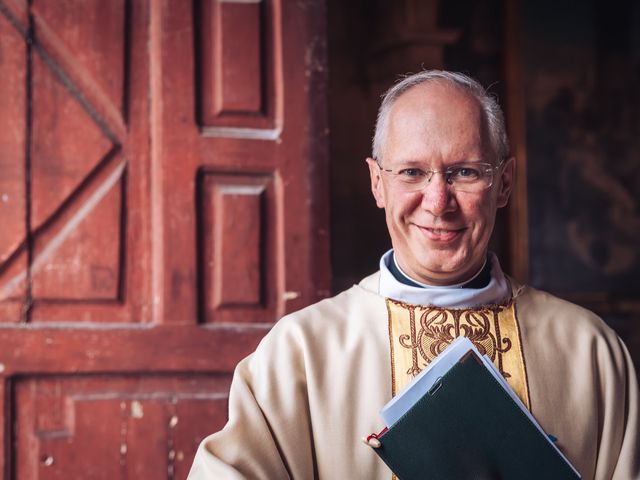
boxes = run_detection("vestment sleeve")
[187,319,315,480]
[608,338,640,480]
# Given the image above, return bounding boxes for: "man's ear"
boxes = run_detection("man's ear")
[496,156,515,208]
[366,157,386,209]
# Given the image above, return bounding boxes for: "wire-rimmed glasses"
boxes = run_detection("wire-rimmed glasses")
[376,160,503,193]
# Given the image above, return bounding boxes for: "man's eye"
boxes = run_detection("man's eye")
[399,168,424,178]
[450,167,480,179]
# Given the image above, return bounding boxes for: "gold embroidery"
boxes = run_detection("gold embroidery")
[387,299,530,409]
[385,299,397,399]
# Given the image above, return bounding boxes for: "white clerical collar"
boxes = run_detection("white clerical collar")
[378,249,511,308]
[392,254,488,289]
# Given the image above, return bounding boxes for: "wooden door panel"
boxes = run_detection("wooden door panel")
[0,327,262,376]
[30,52,116,232]
[28,0,126,307]
[30,0,126,114]
[0,9,27,262]
[198,0,277,131]
[0,0,149,324]
[14,375,231,479]
[31,167,124,301]
[199,171,280,324]
[157,0,329,326]
[0,0,329,476]
[0,251,27,321]
[0,3,28,315]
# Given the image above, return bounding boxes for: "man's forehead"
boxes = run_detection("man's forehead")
[382,82,491,160]
[389,81,483,121]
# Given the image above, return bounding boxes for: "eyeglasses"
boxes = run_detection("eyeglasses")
[376,160,503,193]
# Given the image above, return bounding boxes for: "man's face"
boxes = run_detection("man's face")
[367,82,514,286]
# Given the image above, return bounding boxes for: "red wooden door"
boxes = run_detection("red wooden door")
[0,0,329,477]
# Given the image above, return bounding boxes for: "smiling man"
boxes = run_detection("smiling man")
[367,76,512,288]
[189,71,639,480]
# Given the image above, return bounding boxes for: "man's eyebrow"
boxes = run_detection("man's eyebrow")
[388,158,484,166]
[386,159,428,166]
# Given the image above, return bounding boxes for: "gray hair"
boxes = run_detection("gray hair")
[372,70,510,164]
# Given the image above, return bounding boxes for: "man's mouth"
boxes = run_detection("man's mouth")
[418,226,464,242]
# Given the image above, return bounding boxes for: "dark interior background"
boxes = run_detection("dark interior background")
[327,0,640,368]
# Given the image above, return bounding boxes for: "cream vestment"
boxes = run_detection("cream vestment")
[189,266,639,479]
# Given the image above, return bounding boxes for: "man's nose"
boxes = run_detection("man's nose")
[420,173,455,216]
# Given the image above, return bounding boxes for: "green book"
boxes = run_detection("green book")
[370,349,581,480]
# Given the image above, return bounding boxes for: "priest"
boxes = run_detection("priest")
[188,70,639,480]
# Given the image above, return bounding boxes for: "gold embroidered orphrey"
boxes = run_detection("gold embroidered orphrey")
[386,298,530,409]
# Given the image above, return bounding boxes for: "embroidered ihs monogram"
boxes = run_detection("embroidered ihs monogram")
[386,299,530,409]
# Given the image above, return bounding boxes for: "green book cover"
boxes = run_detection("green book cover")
[372,351,581,480]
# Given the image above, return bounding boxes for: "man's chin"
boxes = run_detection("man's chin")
[405,257,471,286]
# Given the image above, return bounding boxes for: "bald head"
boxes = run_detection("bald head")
[383,81,493,166]
[372,71,509,165]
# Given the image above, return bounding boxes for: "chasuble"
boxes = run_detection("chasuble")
[188,271,639,480]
